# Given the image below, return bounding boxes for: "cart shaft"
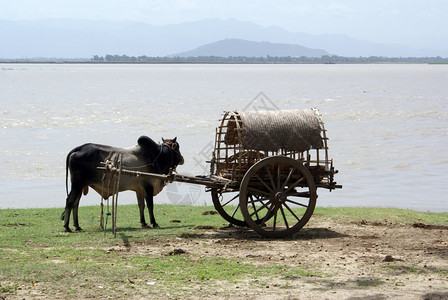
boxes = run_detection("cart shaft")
[97,166,234,189]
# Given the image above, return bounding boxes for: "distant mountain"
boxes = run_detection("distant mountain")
[170,39,328,57]
[0,18,445,58]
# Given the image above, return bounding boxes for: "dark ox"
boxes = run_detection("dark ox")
[62,136,184,232]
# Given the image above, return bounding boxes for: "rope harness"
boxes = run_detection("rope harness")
[100,152,122,237]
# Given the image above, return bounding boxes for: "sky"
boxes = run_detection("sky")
[1,0,447,49]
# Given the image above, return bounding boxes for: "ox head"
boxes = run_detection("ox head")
[162,137,184,168]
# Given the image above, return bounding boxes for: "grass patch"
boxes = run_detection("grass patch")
[313,206,447,225]
[0,204,323,297]
[0,205,446,298]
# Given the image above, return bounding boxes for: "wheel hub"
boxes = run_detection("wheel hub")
[274,191,287,204]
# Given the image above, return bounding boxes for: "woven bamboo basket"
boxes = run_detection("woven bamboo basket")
[213,109,331,183]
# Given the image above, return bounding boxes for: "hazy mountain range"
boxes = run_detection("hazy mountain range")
[171,39,328,57]
[1,18,445,58]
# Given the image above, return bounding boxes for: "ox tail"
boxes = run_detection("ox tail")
[65,147,79,197]
[65,151,71,197]
[63,149,73,221]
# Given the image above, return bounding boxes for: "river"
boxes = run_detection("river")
[1,63,447,212]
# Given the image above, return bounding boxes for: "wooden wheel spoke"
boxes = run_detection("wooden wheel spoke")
[281,167,296,190]
[285,198,309,208]
[248,200,271,220]
[249,195,260,220]
[222,193,239,207]
[256,196,270,209]
[284,177,306,193]
[276,164,281,188]
[247,194,270,205]
[212,190,247,228]
[279,206,289,229]
[283,202,301,222]
[230,202,241,218]
[272,208,278,231]
[265,167,276,191]
[247,186,271,198]
[259,203,276,225]
[255,173,273,193]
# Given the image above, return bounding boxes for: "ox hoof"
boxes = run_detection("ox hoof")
[152,224,160,229]
[64,227,73,233]
[75,227,83,232]
[142,224,151,229]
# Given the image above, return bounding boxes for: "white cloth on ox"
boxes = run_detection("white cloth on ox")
[239,109,323,152]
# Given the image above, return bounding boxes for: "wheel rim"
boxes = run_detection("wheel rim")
[211,189,247,227]
[239,156,317,238]
[211,188,274,228]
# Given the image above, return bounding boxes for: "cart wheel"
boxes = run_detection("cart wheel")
[239,156,317,238]
[211,189,247,227]
[211,188,273,227]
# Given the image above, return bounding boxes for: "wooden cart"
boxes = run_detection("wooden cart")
[100,109,341,238]
[209,109,341,237]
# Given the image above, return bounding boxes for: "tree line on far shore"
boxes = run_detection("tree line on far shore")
[91,54,448,64]
[2,55,447,64]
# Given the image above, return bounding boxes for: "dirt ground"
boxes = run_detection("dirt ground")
[102,216,448,300]
[8,216,448,300]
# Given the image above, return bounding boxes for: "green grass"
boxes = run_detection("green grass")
[0,205,446,298]
[314,206,447,225]
[0,204,323,297]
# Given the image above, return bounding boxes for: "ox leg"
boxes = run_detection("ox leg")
[72,196,82,231]
[144,185,159,228]
[63,187,82,232]
[137,193,149,228]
